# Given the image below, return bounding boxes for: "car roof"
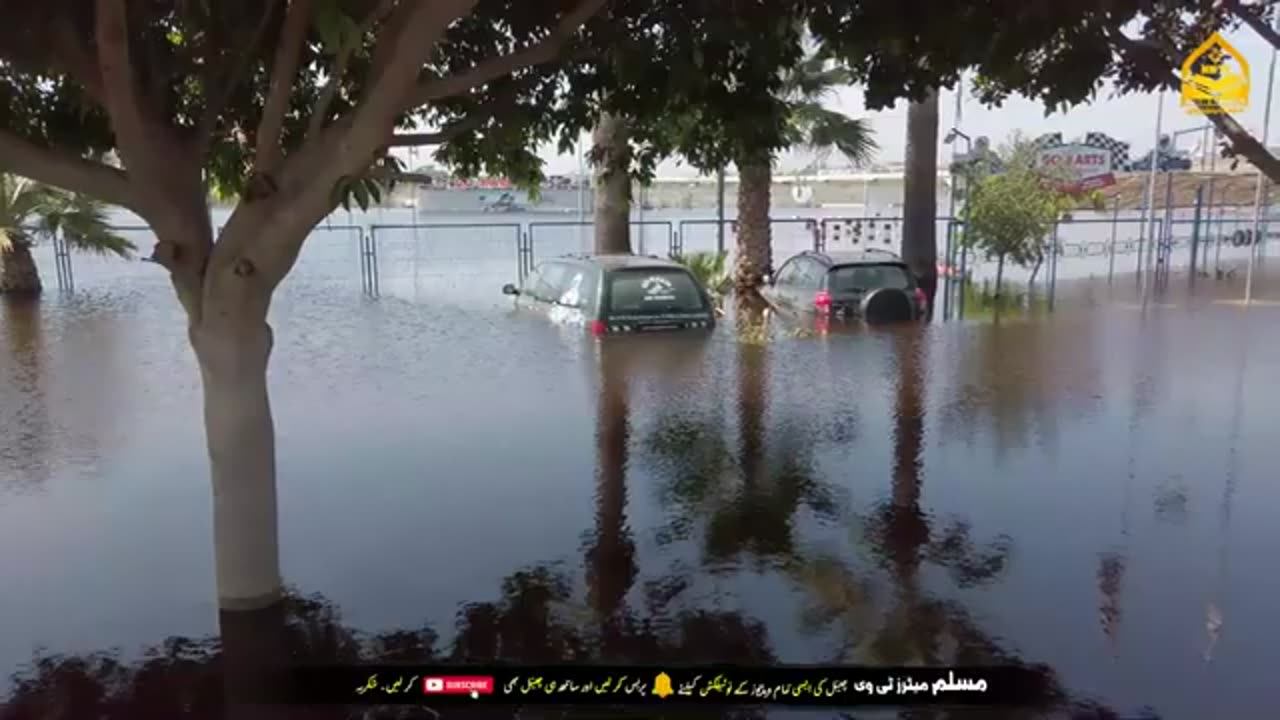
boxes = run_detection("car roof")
[547,253,688,271]
[795,250,907,267]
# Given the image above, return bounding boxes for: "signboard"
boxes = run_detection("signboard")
[1035,143,1115,193]
[1181,33,1249,115]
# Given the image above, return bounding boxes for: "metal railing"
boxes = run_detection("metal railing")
[43,206,1271,309]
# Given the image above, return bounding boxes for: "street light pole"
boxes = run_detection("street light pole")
[944,128,973,319]
[1246,9,1280,305]
[1140,90,1166,301]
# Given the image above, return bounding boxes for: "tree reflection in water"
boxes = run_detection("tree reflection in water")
[1,298,53,490]
[4,301,1143,720]
[3,575,776,720]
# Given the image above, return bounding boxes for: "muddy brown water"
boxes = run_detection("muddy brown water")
[1,260,1279,719]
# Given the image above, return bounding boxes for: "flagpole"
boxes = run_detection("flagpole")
[1246,10,1280,305]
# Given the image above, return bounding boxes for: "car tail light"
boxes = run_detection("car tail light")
[814,290,832,311]
[590,320,607,336]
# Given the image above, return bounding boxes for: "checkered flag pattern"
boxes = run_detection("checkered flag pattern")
[1031,131,1134,171]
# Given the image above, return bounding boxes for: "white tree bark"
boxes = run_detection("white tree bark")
[190,314,282,611]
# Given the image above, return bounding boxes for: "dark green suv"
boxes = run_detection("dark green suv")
[761,249,927,325]
[502,254,716,336]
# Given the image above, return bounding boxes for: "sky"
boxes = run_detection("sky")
[492,22,1280,179]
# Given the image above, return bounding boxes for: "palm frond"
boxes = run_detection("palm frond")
[789,104,877,167]
[37,187,134,258]
[671,250,731,299]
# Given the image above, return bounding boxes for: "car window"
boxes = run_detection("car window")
[607,268,707,315]
[798,259,824,288]
[775,260,800,286]
[534,262,567,302]
[827,263,914,293]
[555,269,588,308]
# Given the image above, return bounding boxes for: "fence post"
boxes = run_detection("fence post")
[1189,185,1204,280]
[1108,198,1120,285]
[942,219,954,320]
[956,221,968,320]
[716,169,726,255]
[53,228,74,291]
[1214,211,1225,276]
[1048,223,1059,311]
[368,226,380,297]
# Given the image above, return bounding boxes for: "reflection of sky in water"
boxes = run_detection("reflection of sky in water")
[2,245,1279,717]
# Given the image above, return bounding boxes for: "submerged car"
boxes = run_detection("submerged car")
[502,254,716,336]
[761,249,927,325]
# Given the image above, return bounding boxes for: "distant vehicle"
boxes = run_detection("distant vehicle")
[760,249,927,325]
[1130,152,1192,172]
[482,192,523,213]
[502,254,716,336]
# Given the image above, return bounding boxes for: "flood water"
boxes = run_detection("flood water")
[2,214,1280,719]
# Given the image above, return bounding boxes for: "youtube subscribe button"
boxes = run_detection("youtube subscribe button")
[423,676,495,695]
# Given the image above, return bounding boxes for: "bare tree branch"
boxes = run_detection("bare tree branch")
[50,18,107,104]
[254,0,314,173]
[0,129,141,212]
[198,0,279,149]
[388,120,484,147]
[94,0,163,174]
[1224,0,1280,49]
[407,0,606,107]
[236,0,481,289]
[388,77,534,146]
[1109,27,1280,182]
[307,0,396,140]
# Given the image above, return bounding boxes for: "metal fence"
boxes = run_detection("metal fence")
[41,205,1275,315]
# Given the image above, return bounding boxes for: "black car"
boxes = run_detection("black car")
[760,249,927,325]
[502,254,716,336]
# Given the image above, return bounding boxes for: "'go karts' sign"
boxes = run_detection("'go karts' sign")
[1035,143,1115,193]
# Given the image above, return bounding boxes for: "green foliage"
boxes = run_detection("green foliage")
[672,250,731,299]
[961,137,1086,270]
[0,174,133,257]
[0,0,1248,223]
[808,1,1240,112]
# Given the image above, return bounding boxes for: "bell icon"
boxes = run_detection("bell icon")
[653,672,674,699]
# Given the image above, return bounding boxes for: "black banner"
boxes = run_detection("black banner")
[270,665,1055,707]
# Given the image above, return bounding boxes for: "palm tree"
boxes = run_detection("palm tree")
[902,90,940,317]
[0,174,133,296]
[733,48,877,291]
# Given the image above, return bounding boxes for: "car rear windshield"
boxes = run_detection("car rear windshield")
[608,269,706,315]
[827,263,913,293]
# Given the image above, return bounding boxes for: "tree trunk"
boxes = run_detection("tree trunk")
[735,151,773,291]
[189,313,283,612]
[0,240,43,296]
[902,89,940,319]
[995,254,1006,299]
[592,113,632,255]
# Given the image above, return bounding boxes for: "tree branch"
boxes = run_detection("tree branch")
[51,18,106,104]
[254,0,313,173]
[407,0,606,108]
[307,0,396,140]
[198,0,279,148]
[1224,0,1280,49]
[388,78,532,146]
[1109,26,1280,182]
[0,129,141,212]
[94,0,162,174]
